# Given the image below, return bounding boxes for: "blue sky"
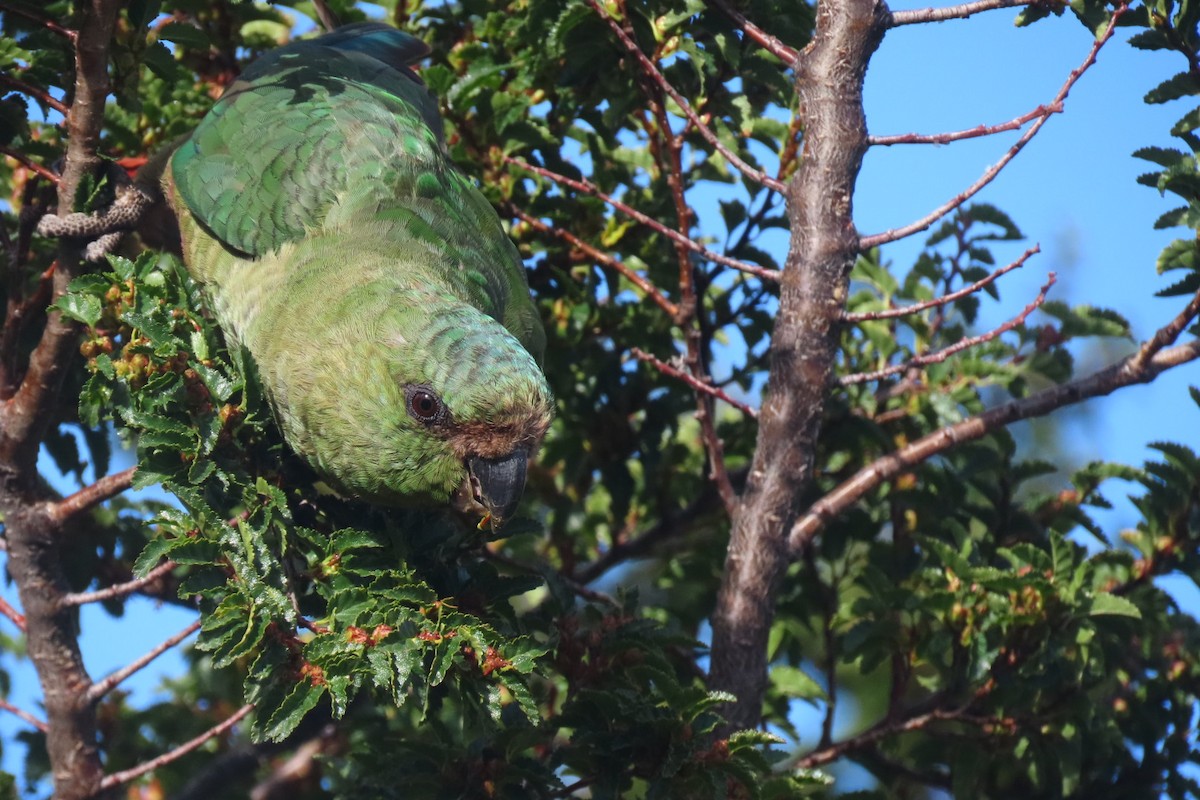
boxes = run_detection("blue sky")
[2,2,1199,792]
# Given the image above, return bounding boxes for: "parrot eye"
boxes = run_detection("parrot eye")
[405,385,446,425]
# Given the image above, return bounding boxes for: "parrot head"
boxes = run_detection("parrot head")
[278,284,553,529]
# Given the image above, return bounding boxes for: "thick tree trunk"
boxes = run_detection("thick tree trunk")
[708,0,888,731]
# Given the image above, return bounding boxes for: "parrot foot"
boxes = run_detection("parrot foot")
[37,169,156,262]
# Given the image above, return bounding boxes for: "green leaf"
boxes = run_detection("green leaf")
[1088,593,1142,619]
[770,665,826,700]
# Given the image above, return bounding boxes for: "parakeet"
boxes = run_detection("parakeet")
[164,23,553,527]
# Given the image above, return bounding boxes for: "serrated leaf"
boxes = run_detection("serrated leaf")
[770,664,826,700]
[1088,593,1142,619]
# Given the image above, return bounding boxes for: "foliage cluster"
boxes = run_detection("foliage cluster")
[0,0,1199,797]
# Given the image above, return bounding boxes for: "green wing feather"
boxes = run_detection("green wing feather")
[170,23,544,360]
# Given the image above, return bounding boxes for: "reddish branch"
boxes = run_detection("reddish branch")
[869,104,1061,146]
[61,559,178,607]
[840,271,1055,385]
[790,289,1200,552]
[588,0,787,194]
[509,205,680,317]
[99,703,255,791]
[0,0,76,39]
[0,73,69,116]
[845,245,1038,322]
[888,0,1034,26]
[0,145,60,184]
[631,347,758,417]
[707,0,801,63]
[503,155,780,281]
[46,466,136,525]
[85,618,201,704]
[0,594,26,631]
[708,0,889,732]
[860,6,1127,249]
[0,697,47,732]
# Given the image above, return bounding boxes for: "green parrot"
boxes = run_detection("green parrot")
[164,23,553,526]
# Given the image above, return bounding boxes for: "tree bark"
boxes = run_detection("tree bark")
[0,1,121,797]
[707,0,888,730]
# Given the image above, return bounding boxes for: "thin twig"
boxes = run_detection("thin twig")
[0,594,26,631]
[840,271,1055,385]
[630,347,758,417]
[0,73,69,116]
[0,146,60,184]
[61,559,178,607]
[504,156,780,281]
[869,104,1060,147]
[0,0,76,39]
[791,293,1200,552]
[588,0,787,193]
[509,206,679,317]
[845,245,1038,322]
[707,0,801,62]
[0,697,46,732]
[85,619,201,704]
[1128,287,1200,371]
[889,0,1033,26]
[310,0,340,31]
[860,6,1126,249]
[791,707,974,769]
[46,466,136,525]
[484,550,619,607]
[99,704,254,791]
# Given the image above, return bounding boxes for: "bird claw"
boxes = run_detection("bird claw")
[36,174,155,262]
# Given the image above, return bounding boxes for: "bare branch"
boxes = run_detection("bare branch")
[841,271,1055,385]
[845,245,1038,322]
[889,0,1033,26]
[85,619,201,704]
[0,697,47,733]
[99,704,255,792]
[45,466,136,526]
[630,347,758,417]
[503,155,780,281]
[310,0,340,31]
[707,0,801,62]
[869,104,1060,147]
[790,298,1200,552]
[509,205,680,317]
[0,1,77,39]
[0,146,61,184]
[792,707,974,769]
[61,559,178,607]
[0,594,26,631]
[0,73,69,116]
[485,550,619,607]
[860,6,1126,250]
[588,0,787,193]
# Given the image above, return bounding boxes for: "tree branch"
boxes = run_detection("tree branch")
[859,6,1125,250]
[868,104,1060,147]
[0,72,70,116]
[790,291,1200,552]
[503,155,780,281]
[588,0,787,193]
[844,245,1037,322]
[630,347,758,417]
[99,704,255,792]
[0,145,61,185]
[0,697,47,732]
[840,271,1055,385]
[85,618,201,704]
[61,559,178,607]
[0,0,77,40]
[508,205,680,317]
[707,0,889,732]
[888,0,1033,26]
[707,0,801,63]
[0,594,26,631]
[45,466,136,526]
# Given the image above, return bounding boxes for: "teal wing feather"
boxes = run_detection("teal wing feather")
[171,23,545,360]
[171,23,438,258]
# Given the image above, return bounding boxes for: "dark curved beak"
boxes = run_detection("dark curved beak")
[467,449,528,528]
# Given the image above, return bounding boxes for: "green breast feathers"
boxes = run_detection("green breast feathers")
[165,22,552,527]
